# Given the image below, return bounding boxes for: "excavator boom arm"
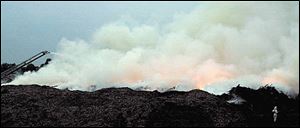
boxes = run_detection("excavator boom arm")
[1,51,50,80]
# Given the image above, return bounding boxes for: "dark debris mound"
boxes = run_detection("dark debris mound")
[1,85,246,127]
[1,85,298,127]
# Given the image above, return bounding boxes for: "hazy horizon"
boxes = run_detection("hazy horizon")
[1,1,199,64]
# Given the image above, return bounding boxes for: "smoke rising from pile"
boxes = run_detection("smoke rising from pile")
[9,2,299,94]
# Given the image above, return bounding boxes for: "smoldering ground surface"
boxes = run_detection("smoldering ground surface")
[1,85,298,127]
[7,2,299,95]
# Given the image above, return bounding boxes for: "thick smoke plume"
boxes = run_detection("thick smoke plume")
[8,2,299,94]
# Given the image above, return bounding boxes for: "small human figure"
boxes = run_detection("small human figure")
[272,106,279,123]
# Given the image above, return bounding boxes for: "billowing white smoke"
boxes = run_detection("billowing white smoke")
[9,2,299,95]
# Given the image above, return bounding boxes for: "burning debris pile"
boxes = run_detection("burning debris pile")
[7,2,299,94]
[1,85,298,127]
[1,2,298,127]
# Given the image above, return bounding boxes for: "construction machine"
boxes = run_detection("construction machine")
[1,51,50,83]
